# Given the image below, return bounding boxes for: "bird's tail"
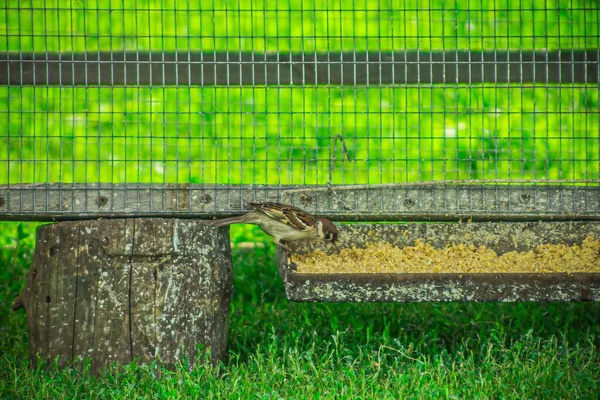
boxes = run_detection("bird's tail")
[209,215,246,227]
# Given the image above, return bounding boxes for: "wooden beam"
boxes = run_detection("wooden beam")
[0,183,598,221]
[1,50,597,86]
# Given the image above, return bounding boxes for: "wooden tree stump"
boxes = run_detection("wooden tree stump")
[11,218,232,374]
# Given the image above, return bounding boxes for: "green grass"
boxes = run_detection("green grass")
[1,221,599,398]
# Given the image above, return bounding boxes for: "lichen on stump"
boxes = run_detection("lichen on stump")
[11,218,232,374]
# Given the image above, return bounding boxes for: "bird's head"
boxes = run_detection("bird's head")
[316,217,338,245]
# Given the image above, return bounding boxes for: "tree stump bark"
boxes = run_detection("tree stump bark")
[11,218,232,374]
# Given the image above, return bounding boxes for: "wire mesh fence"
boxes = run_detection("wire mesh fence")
[0,0,598,220]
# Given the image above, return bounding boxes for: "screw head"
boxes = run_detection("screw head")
[404,198,416,208]
[519,193,531,203]
[96,195,108,207]
[200,194,212,204]
[300,194,313,207]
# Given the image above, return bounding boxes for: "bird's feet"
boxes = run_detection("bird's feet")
[274,239,293,253]
[275,239,297,269]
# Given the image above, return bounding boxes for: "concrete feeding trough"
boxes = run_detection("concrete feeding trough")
[276,221,600,302]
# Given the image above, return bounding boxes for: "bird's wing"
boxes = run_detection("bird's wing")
[247,202,316,231]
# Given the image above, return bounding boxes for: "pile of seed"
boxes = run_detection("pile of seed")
[295,235,600,274]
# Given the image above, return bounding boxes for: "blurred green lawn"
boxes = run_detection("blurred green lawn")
[1,0,599,187]
[3,0,599,52]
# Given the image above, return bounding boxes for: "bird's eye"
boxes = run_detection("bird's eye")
[325,233,332,240]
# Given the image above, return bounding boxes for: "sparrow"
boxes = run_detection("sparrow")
[209,202,338,253]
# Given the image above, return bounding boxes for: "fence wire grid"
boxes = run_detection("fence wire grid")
[0,0,599,220]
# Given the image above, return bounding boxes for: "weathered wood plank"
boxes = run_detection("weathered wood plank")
[205,222,234,362]
[155,258,194,364]
[72,220,132,372]
[40,224,68,365]
[48,223,78,366]
[0,184,279,220]
[1,183,599,221]
[283,271,600,302]
[130,219,174,364]
[1,51,597,85]
[72,221,97,366]
[130,259,157,364]
[29,227,52,364]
